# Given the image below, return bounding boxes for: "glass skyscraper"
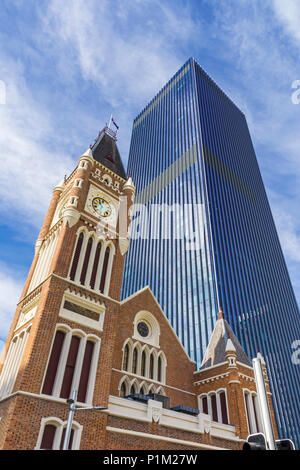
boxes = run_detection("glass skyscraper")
[122,58,300,446]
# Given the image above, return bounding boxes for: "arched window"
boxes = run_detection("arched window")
[40,424,57,450]
[149,354,154,380]
[122,343,129,371]
[202,396,208,414]
[42,327,100,404]
[80,237,93,285]
[60,335,81,399]
[37,419,82,450]
[157,356,162,382]
[210,393,218,422]
[130,384,136,395]
[70,233,83,281]
[141,350,146,377]
[77,340,95,403]
[90,242,102,289]
[219,391,228,424]
[99,247,110,293]
[132,348,138,375]
[42,330,66,396]
[120,381,127,397]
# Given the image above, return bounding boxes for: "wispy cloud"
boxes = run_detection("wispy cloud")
[0,262,24,345]
[0,54,75,229]
[273,0,300,43]
[43,0,201,108]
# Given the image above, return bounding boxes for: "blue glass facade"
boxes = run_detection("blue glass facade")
[122,58,300,446]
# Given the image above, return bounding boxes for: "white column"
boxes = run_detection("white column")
[29,243,46,291]
[0,338,17,397]
[253,394,264,433]
[5,330,28,397]
[253,357,276,449]
[44,229,60,278]
[246,392,257,434]
[85,340,101,405]
[36,239,51,286]
[207,395,212,420]
[216,392,222,423]
[53,426,63,450]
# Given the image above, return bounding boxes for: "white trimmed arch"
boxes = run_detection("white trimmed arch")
[133,311,160,347]
[35,416,82,450]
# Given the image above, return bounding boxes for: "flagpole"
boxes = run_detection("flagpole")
[108,114,112,129]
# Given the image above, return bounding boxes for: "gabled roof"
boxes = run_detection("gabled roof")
[91,128,126,180]
[200,310,251,369]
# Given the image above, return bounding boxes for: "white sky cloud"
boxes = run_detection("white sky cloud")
[0,54,76,228]
[272,0,300,42]
[0,0,299,316]
[43,0,201,108]
[0,263,24,344]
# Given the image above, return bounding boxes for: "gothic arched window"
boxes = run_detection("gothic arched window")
[141,350,146,377]
[99,247,110,293]
[123,344,129,371]
[132,348,138,374]
[70,233,83,281]
[80,237,93,285]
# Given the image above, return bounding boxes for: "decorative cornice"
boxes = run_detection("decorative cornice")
[194,372,229,386]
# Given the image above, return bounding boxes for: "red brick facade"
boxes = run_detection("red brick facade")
[0,130,277,450]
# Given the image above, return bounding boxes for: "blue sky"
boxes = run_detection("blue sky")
[0,0,300,351]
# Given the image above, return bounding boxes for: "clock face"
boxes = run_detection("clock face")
[92,197,112,218]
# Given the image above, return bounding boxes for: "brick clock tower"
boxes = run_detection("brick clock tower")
[0,126,135,449]
[0,126,278,450]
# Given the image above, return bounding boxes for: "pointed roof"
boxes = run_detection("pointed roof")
[81,147,93,159]
[201,310,251,369]
[91,127,126,179]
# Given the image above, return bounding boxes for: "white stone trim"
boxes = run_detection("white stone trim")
[28,228,60,293]
[106,426,231,449]
[15,294,40,331]
[74,178,83,189]
[194,372,229,385]
[0,325,32,399]
[35,416,83,450]
[107,396,239,444]
[59,288,105,332]
[113,368,196,396]
[132,311,160,348]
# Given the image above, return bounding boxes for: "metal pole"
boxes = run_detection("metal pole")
[63,389,77,450]
[253,356,276,450]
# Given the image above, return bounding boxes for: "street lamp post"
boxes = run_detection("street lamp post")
[63,389,107,450]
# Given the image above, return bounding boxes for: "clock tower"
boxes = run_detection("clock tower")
[0,125,135,449]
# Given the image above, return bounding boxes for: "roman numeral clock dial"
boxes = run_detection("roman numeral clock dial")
[91,197,112,218]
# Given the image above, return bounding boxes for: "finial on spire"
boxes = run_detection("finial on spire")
[218,308,225,320]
